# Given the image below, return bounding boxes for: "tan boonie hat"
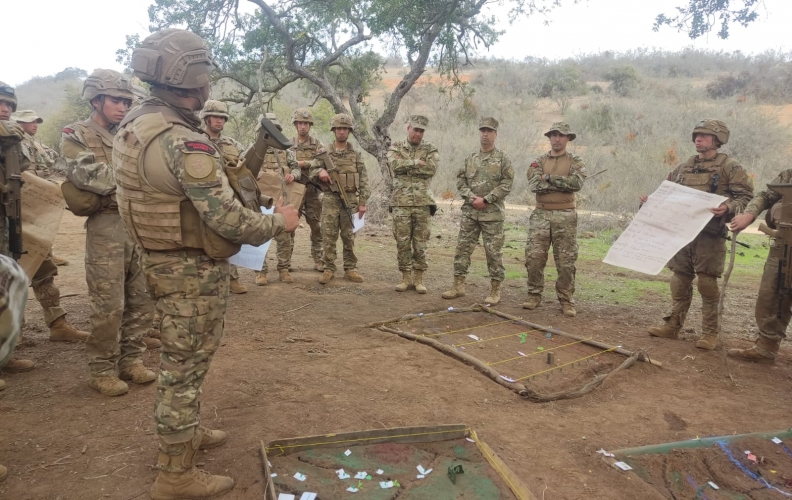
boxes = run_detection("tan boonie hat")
[409,115,429,130]
[545,122,576,141]
[12,109,43,124]
[478,117,499,131]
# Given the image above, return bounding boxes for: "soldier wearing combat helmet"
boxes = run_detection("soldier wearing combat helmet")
[60,68,159,397]
[644,119,753,350]
[113,29,298,499]
[199,99,249,294]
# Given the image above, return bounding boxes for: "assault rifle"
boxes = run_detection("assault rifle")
[314,150,355,227]
[2,143,24,260]
[767,183,792,290]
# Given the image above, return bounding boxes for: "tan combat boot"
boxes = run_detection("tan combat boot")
[0,464,6,482]
[442,276,466,299]
[561,302,577,318]
[229,279,247,294]
[395,271,412,292]
[319,270,334,284]
[484,280,502,305]
[255,272,268,286]
[198,426,228,450]
[0,380,6,391]
[696,333,719,350]
[150,435,234,500]
[728,336,781,364]
[522,294,541,310]
[88,376,129,397]
[648,316,682,340]
[278,270,294,283]
[345,269,364,283]
[3,357,36,373]
[414,271,427,294]
[52,255,69,266]
[314,261,324,272]
[119,363,157,384]
[49,316,90,342]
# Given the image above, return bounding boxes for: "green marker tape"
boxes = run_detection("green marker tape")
[537,346,544,351]
[366,475,372,480]
[519,333,527,343]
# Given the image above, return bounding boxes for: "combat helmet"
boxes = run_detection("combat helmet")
[131,29,214,90]
[200,100,229,120]
[0,81,17,112]
[692,119,729,146]
[83,69,135,101]
[265,112,283,131]
[330,113,354,131]
[292,107,314,124]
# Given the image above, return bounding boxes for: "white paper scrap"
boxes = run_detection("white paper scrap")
[500,375,516,383]
[229,206,274,270]
[336,469,351,480]
[270,473,277,477]
[417,465,426,474]
[380,481,394,489]
[376,469,384,475]
[466,437,475,443]
[417,474,425,479]
[354,471,368,480]
[299,493,317,500]
[352,213,365,233]
[614,461,633,471]
[518,351,527,357]
[277,495,295,500]
[744,450,751,455]
[773,437,783,444]
[603,181,728,275]
[596,449,615,458]
[293,472,307,481]
[346,487,359,493]
[708,482,719,490]
[344,449,352,456]
[424,469,433,475]
[468,334,480,341]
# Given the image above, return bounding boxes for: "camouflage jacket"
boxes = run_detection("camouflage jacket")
[208,134,245,164]
[744,169,792,219]
[20,133,58,172]
[61,118,117,196]
[456,148,514,221]
[527,151,587,194]
[291,135,325,182]
[309,141,370,206]
[387,139,438,206]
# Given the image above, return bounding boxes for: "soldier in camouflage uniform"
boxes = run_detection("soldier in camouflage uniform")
[290,107,325,271]
[310,113,368,284]
[113,29,298,499]
[0,87,36,378]
[646,120,753,350]
[442,117,514,305]
[60,69,157,397]
[200,100,248,294]
[524,122,587,317]
[13,109,59,175]
[386,115,438,294]
[728,170,792,363]
[256,113,301,285]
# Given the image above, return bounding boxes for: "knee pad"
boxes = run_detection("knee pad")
[697,274,719,299]
[670,272,693,300]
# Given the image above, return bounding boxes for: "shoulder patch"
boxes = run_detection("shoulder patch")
[530,162,540,168]
[184,141,217,155]
[62,127,75,135]
[184,153,217,180]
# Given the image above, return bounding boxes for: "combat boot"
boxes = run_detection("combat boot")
[648,316,682,340]
[696,333,719,350]
[119,363,156,385]
[52,255,69,266]
[48,316,89,342]
[314,261,324,272]
[3,357,35,373]
[345,269,364,283]
[522,294,541,310]
[278,270,294,283]
[88,376,129,397]
[0,380,6,392]
[414,271,427,294]
[144,333,162,349]
[150,435,234,500]
[484,280,502,305]
[728,336,781,364]
[198,426,228,450]
[319,270,334,284]
[229,279,247,294]
[0,464,6,482]
[255,272,268,286]
[561,302,577,318]
[442,276,466,299]
[395,271,412,292]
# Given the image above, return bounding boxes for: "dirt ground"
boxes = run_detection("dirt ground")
[2,208,792,500]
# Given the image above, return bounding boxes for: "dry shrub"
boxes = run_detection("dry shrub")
[663,146,679,166]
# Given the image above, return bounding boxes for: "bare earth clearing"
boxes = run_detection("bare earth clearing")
[1,208,791,500]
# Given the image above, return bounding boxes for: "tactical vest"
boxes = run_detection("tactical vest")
[262,149,288,172]
[60,120,118,216]
[113,105,241,258]
[675,153,735,235]
[536,154,575,210]
[292,136,319,185]
[328,143,360,193]
[214,137,240,162]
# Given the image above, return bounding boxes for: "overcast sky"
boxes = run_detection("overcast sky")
[5,0,791,86]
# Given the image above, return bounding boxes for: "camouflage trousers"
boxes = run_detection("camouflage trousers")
[262,231,293,273]
[525,208,578,304]
[85,213,152,377]
[453,215,505,281]
[0,254,28,368]
[754,250,792,341]
[32,252,67,326]
[141,250,229,444]
[229,265,240,281]
[321,194,357,272]
[292,182,323,263]
[391,206,431,271]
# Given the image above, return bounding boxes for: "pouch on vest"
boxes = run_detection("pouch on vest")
[767,202,782,230]
[61,180,103,216]
[179,201,241,259]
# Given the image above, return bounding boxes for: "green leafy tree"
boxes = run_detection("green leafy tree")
[654,0,762,39]
[37,84,91,149]
[603,65,639,97]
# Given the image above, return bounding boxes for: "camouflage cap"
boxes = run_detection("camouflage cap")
[478,117,499,131]
[544,122,576,141]
[0,81,17,111]
[408,115,429,131]
[200,100,229,120]
[292,107,314,124]
[12,109,43,124]
[265,112,283,131]
[692,119,729,145]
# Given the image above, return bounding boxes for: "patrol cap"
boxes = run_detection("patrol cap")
[12,109,43,124]
[265,112,283,131]
[292,107,314,124]
[0,81,17,111]
[408,115,429,131]
[544,122,576,141]
[478,117,499,131]
[692,119,729,146]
